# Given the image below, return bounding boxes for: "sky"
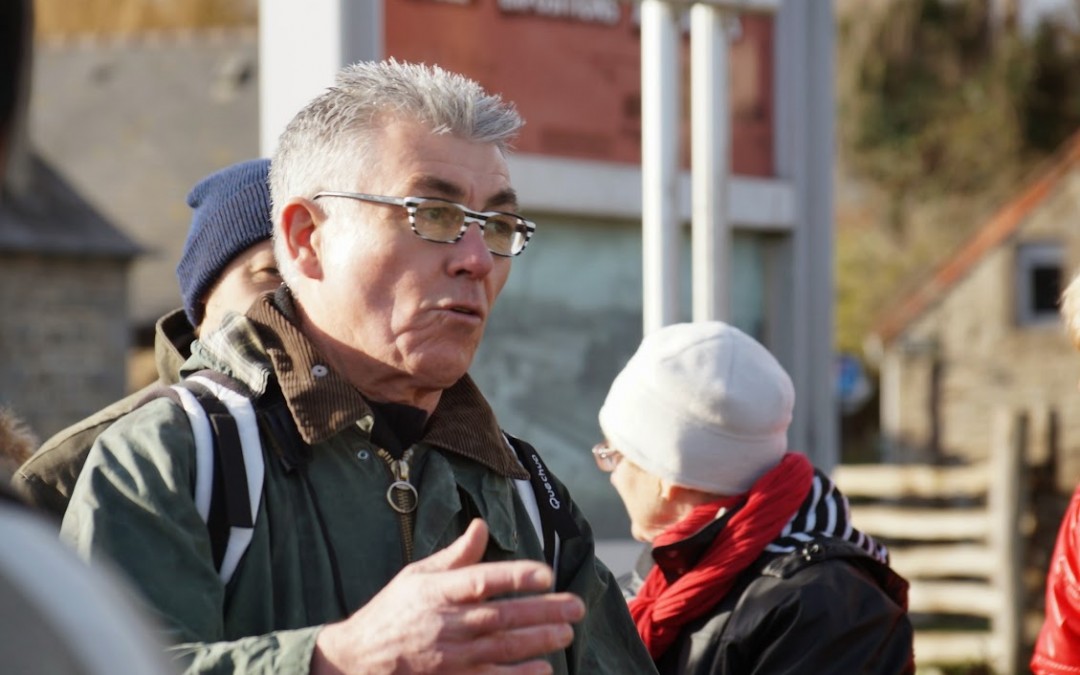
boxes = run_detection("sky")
[1023,0,1077,28]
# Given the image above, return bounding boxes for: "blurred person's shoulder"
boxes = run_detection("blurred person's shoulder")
[11,385,161,518]
[0,487,174,675]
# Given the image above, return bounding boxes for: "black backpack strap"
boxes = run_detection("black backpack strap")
[173,379,252,571]
[503,433,581,570]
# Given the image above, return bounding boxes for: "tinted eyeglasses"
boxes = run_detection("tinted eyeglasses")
[313,191,536,257]
[592,442,622,472]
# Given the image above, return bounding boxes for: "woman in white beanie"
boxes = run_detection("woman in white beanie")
[596,321,914,674]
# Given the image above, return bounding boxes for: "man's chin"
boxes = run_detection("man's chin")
[406,353,475,389]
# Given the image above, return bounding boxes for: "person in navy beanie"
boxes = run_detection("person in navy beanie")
[177,157,279,331]
[14,159,282,518]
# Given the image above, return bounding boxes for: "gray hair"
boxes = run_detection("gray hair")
[269,59,523,284]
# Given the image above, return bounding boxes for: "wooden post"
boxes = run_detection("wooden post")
[989,407,1027,675]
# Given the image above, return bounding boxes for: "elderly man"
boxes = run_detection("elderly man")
[61,60,654,675]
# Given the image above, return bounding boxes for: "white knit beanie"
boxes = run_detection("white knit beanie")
[598,321,795,495]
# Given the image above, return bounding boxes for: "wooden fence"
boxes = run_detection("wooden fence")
[833,409,1029,674]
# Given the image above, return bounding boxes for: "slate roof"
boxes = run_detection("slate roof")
[28,29,260,326]
[872,129,1080,346]
[0,152,138,257]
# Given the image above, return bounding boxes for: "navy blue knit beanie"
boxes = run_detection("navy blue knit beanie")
[176,158,273,327]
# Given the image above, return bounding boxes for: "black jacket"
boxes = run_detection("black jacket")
[624,527,914,675]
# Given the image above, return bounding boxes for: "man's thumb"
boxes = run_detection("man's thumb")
[410,518,488,573]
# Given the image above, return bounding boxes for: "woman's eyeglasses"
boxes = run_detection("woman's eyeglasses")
[591,442,622,472]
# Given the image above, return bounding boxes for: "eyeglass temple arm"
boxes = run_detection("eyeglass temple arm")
[314,191,404,207]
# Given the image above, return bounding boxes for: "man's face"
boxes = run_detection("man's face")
[200,241,281,336]
[308,118,514,393]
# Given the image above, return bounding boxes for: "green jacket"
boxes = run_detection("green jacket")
[13,309,194,518]
[61,294,656,675]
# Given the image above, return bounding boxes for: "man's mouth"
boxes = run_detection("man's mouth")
[445,304,483,319]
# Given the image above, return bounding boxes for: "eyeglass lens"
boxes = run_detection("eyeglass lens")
[412,200,528,256]
[592,443,620,472]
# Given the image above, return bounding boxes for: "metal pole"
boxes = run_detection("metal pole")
[258,0,382,157]
[773,0,837,469]
[690,3,730,322]
[640,0,681,334]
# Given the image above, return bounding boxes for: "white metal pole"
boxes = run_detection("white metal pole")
[640,0,682,335]
[774,0,838,469]
[690,3,730,322]
[258,0,382,157]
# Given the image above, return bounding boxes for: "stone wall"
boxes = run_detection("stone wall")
[0,253,129,440]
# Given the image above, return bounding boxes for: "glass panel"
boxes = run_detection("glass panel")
[678,229,765,339]
[1032,264,1061,315]
[471,214,770,544]
[1015,242,1063,325]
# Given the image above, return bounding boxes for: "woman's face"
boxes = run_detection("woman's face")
[609,456,686,543]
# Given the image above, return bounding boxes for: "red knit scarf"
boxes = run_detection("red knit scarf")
[628,452,815,659]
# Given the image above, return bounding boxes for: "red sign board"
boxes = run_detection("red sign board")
[385,0,774,176]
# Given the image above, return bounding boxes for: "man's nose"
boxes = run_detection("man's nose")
[448,223,495,278]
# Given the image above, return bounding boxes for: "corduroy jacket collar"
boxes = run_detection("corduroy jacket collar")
[193,289,528,480]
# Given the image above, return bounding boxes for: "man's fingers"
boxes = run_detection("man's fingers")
[432,559,557,604]
[482,662,554,675]
[450,624,576,669]
[451,593,585,638]
[412,623,573,673]
[409,519,490,574]
[488,662,555,675]
[408,521,557,605]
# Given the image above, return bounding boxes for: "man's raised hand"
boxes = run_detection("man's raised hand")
[312,519,585,675]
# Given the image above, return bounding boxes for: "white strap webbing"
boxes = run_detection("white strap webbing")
[171,378,265,584]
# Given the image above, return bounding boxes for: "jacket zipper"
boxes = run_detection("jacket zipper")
[377,447,417,563]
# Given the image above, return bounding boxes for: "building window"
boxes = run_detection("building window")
[1016,242,1063,326]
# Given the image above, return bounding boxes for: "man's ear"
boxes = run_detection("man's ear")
[279,198,325,281]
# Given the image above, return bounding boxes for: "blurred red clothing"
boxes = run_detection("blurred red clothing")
[1033,486,1080,674]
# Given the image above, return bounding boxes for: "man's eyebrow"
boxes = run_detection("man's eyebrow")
[410,176,520,212]
[411,176,464,200]
[485,188,519,212]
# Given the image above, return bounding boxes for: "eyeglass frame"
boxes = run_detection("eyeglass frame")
[591,442,622,473]
[312,190,536,257]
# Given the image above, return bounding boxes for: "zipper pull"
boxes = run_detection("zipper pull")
[383,448,417,514]
[391,455,410,483]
